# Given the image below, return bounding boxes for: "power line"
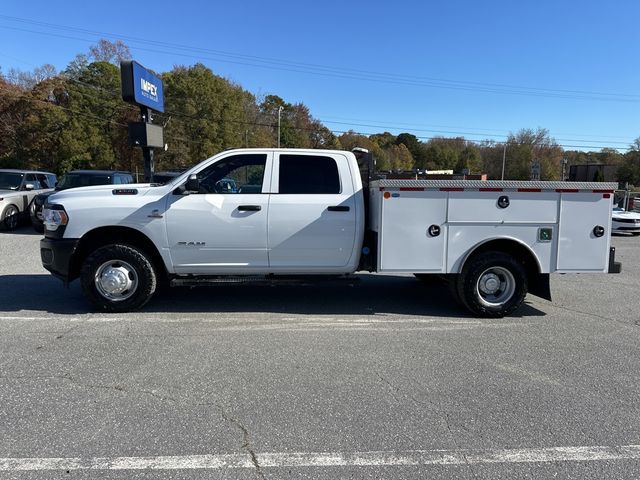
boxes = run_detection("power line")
[2,50,634,152]
[0,15,639,102]
[30,71,640,148]
[315,113,638,140]
[1,85,630,152]
[319,119,634,146]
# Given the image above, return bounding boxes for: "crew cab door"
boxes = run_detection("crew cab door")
[165,152,272,274]
[267,152,357,270]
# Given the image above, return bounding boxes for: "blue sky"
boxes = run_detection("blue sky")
[0,0,639,151]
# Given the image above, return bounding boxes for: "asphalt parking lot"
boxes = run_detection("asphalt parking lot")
[1,227,639,479]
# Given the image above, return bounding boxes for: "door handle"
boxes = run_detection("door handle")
[238,205,261,211]
[328,206,350,212]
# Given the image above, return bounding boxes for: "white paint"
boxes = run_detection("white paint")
[2,445,640,471]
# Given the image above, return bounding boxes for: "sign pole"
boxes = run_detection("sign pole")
[141,106,154,183]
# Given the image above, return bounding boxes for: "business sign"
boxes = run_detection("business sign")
[121,61,164,112]
[128,122,164,148]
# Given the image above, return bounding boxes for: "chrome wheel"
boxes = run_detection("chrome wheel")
[476,266,516,307]
[94,260,139,302]
[4,205,19,230]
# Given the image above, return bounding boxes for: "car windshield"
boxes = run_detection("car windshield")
[57,173,112,190]
[0,172,24,190]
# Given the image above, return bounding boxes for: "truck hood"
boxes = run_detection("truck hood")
[47,183,155,203]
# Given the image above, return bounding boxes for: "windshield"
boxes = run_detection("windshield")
[0,172,24,190]
[57,173,112,190]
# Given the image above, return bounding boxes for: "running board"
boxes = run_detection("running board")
[170,275,359,287]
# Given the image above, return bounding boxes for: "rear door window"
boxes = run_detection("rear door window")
[278,155,340,194]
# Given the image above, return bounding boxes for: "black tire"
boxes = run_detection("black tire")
[80,244,157,313]
[454,251,527,318]
[446,274,468,309]
[2,204,20,231]
[632,232,640,237]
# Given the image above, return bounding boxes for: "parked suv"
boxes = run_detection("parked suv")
[0,169,57,230]
[31,170,134,232]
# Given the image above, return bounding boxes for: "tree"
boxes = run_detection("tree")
[396,132,428,169]
[5,64,57,90]
[88,39,132,65]
[502,128,562,180]
[157,64,248,168]
[388,144,413,171]
[617,137,640,186]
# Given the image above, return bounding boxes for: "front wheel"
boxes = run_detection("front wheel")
[2,204,19,231]
[80,244,157,312]
[454,251,527,318]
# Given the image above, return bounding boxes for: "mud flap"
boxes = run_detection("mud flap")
[608,247,622,274]
[529,273,551,301]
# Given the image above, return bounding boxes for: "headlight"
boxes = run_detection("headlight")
[43,206,69,231]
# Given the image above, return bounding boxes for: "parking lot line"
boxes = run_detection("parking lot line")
[2,444,640,471]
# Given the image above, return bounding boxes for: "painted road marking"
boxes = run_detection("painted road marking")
[2,445,640,471]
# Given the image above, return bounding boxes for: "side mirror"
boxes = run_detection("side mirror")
[23,183,35,191]
[185,174,200,192]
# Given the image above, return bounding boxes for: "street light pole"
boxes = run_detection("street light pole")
[277,106,283,148]
[501,143,507,180]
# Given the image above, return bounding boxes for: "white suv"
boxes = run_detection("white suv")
[0,169,57,230]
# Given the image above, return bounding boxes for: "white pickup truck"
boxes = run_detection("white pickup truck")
[40,148,620,317]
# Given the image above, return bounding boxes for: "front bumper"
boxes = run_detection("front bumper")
[40,237,79,285]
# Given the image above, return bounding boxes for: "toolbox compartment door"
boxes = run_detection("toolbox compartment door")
[379,191,447,272]
[557,193,611,272]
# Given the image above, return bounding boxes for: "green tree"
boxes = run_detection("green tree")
[502,128,562,180]
[395,132,427,168]
[158,63,247,168]
[617,138,640,186]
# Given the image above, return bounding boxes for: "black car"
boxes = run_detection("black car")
[152,170,183,185]
[31,170,134,232]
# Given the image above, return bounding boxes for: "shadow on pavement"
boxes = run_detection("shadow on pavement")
[0,224,42,236]
[0,273,545,318]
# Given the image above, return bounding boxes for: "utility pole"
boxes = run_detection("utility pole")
[501,143,507,180]
[277,106,283,148]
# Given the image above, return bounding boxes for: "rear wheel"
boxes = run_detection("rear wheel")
[2,204,19,231]
[454,251,527,318]
[80,244,157,312]
[632,232,640,236]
